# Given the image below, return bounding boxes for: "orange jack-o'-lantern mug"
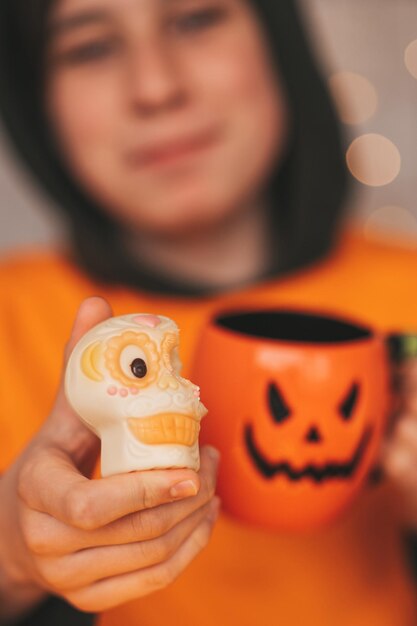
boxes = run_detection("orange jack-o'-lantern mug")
[192,309,392,532]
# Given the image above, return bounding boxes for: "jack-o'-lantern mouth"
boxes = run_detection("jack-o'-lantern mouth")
[244,424,373,483]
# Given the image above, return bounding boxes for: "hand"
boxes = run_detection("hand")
[0,297,220,617]
[381,358,417,527]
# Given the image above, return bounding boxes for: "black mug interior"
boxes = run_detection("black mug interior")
[214,310,373,344]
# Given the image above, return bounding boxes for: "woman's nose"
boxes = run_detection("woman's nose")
[126,39,186,114]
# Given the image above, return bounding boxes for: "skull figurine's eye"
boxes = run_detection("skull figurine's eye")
[130,358,147,379]
[108,338,158,388]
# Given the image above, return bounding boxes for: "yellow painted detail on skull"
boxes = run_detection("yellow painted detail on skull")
[128,413,200,446]
[158,371,180,390]
[104,331,159,388]
[81,341,103,382]
[161,333,178,371]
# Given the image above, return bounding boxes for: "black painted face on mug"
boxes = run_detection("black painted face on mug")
[245,380,373,483]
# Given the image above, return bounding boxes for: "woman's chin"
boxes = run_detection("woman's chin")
[131,212,229,241]
[116,194,237,240]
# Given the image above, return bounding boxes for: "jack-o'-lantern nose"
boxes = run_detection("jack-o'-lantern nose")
[305,426,322,444]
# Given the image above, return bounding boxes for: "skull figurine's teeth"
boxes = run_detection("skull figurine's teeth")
[128,413,200,446]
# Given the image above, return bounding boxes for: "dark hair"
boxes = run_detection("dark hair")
[0,0,350,296]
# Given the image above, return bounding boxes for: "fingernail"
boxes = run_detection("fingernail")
[170,480,199,500]
[206,446,221,464]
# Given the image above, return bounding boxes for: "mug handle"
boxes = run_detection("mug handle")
[386,332,417,363]
[386,332,417,429]
[368,331,417,487]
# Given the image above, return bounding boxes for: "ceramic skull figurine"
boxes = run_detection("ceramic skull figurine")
[65,313,207,476]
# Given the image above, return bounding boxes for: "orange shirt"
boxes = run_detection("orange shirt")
[1,229,417,626]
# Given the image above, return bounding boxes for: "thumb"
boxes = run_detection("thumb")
[64,296,114,366]
[45,297,113,456]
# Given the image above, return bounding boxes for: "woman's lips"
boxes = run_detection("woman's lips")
[127,128,220,169]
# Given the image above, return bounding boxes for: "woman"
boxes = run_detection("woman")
[0,0,417,625]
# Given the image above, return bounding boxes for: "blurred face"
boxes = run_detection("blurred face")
[45,0,288,237]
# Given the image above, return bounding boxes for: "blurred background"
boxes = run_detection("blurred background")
[0,0,416,254]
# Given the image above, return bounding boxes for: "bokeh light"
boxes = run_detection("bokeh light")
[346,134,401,187]
[405,40,417,80]
[364,205,417,242]
[329,71,378,125]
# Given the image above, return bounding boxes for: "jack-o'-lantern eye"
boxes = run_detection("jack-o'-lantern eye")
[339,382,360,421]
[268,382,292,424]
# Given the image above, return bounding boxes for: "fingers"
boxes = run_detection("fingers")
[19,445,220,610]
[35,498,220,592]
[384,357,417,476]
[393,360,417,415]
[19,446,219,531]
[393,416,417,449]
[19,447,219,554]
[63,502,220,613]
[382,416,417,528]
[383,416,417,480]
